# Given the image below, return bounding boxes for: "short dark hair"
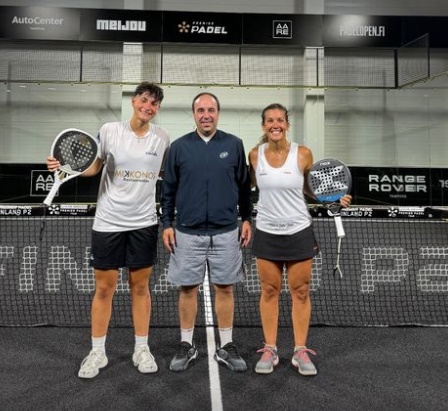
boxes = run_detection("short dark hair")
[191,92,221,112]
[134,82,164,104]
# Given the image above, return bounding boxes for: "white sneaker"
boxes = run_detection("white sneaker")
[133,346,158,373]
[78,349,108,379]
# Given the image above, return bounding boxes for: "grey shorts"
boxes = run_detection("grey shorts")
[167,228,245,286]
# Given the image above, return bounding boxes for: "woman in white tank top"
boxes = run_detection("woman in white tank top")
[248,103,351,376]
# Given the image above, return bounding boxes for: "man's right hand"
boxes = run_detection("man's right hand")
[162,227,176,253]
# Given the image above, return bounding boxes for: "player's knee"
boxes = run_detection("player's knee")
[290,283,310,302]
[261,282,280,299]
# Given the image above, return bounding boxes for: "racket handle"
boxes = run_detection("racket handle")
[43,178,62,206]
[334,215,346,238]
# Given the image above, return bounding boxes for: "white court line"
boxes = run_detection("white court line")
[203,268,223,411]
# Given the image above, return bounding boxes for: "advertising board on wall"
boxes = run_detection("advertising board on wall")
[0,6,80,41]
[162,11,242,44]
[0,164,447,207]
[80,9,162,42]
[1,6,448,47]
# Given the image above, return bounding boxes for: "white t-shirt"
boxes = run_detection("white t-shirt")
[93,121,170,232]
[255,142,312,235]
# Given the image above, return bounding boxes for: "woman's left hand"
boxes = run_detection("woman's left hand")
[340,194,352,208]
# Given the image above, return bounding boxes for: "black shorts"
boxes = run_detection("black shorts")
[252,225,319,262]
[90,225,159,270]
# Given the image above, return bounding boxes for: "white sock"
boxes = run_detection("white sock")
[135,335,148,351]
[180,328,194,345]
[219,327,233,347]
[92,335,106,353]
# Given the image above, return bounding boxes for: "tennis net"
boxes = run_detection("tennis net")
[0,204,447,327]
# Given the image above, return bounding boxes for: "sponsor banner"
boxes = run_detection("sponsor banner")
[0,164,99,204]
[0,205,34,216]
[45,204,95,216]
[162,11,242,44]
[0,203,445,219]
[80,9,162,42]
[351,167,448,206]
[0,204,95,217]
[30,170,54,197]
[309,205,445,219]
[1,164,448,206]
[323,15,401,47]
[242,14,322,46]
[2,7,448,48]
[0,6,80,41]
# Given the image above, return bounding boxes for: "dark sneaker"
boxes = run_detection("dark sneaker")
[170,341,198,372]
[255,345,279,374]
[291,347,317,376]
[214,342,247,372]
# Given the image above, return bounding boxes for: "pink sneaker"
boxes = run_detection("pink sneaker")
[291,347,317,376]
[255,345,279,374]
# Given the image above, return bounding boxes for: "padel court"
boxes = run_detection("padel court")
[1,207,448,410]
[2,5,448,411]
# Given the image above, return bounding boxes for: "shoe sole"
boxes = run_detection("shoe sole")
[169,350,198,372]
[291,359,317,376]
[78,357,108,379]
[133,359,158,374]
[213,353,247,372]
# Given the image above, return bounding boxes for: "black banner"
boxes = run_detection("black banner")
[350,166,448,206]
[162,11,242,44]
[80,9,162,42]
[2,164,448,207]
[0,164,100,204]
[243,14,322,46]
[2,6,448,47]
[0,6,80,41]
[401,17,446,48]
[323,15,402,48]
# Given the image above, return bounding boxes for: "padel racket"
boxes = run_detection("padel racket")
[43,128,98,206]
[307,158,352,277]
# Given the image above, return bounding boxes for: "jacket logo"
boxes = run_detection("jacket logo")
[219,152,228,158]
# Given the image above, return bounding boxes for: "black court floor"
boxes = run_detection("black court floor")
[1,326,447,411]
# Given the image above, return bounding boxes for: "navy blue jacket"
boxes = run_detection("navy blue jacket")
[161,130,252,235]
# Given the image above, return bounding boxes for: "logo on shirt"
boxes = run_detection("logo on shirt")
[219,152,229,159]
[145,151,158,156]
[114,170,158,182]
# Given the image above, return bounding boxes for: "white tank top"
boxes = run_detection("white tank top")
[255,142,312,235]
[93,121,170,232]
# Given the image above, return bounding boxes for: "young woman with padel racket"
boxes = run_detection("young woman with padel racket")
[248,103,351,376]
[46,82,170,379]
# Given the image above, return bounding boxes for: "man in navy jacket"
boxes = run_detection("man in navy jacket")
[161,92,252,372]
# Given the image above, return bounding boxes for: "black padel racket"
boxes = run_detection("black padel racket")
[307,158,352,277]
[43,128,98,206]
